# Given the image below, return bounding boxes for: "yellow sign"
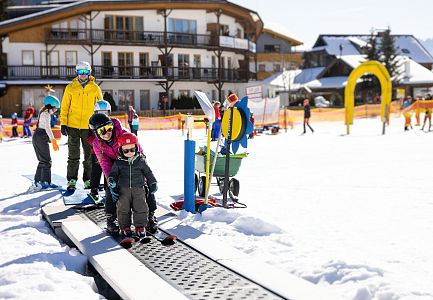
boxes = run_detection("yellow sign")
[221,107,246,141]
[345,61,392,134]
[396,88,405,100]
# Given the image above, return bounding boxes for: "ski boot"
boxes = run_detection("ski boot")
[134,227,147,239]
[84,180,91,189]
[106,217,119,236]
[88,188,100,203]
[146,211,158,234]
[67,179,77,191]
[120,227,133,238]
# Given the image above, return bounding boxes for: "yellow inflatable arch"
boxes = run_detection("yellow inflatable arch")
[345,60,392,134]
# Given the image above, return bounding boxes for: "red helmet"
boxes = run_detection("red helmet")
[117,132,138,148]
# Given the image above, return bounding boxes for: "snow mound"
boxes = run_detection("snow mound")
[231,216,282,236]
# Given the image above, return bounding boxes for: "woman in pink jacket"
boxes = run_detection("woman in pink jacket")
[89,113,158,234]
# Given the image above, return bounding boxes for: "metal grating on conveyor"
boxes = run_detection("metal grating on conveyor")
[82,209,286,300]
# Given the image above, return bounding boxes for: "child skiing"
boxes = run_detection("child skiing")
[22,104,35,138]
[131,113,139,136]
[89,113,159,235]
[88,100,112,203]
[402,97,413,131]
[30,95,60,189]
[108,132,157,239]
[11,113,18,137]
[303,99,314,134]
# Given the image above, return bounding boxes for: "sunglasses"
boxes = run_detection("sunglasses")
[122,147,136,154]
[77,69,91,75]
[96,124,113,135]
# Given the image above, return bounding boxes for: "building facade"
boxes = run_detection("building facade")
[0,0,263,116]
[255,28,303,81]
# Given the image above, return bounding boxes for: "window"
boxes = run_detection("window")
[140,90,150,110]
[236,28,242,38]
[212,90,217,101]
[139,53,150,77]
[118,52,133,77]
[65,51,77,66]
[178,54,189,78]
[273,64,281,72]
[168,18,197,33]
[104,15,143,31]
[118,90,134,111]
[264,44,281,53]
[179,90,190,97]
[22,50,34,65]
[40,50,59,76]
[102,52,112,76]
[258,64,266,72]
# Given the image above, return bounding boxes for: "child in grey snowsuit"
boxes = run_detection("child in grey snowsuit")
[108,132,157,238]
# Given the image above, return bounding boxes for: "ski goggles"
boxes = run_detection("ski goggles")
[77,69,91,75]
[96,124,113,136]
[122,147,136,154]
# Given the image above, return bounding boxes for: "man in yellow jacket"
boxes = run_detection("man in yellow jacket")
[60,61,103,190]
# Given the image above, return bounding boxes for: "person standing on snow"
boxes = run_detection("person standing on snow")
[302,99,314,134]
[89,113,159,235]
[22,104,35,138]
[30,95,60,189]
[127,105,136,133]
[11,113,19,137]
[108,132,157,239]
[60,61,103,191]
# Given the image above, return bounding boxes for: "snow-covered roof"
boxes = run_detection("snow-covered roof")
[267,56,433,91]
[313,35,433,64]
[397,56,433,85]
[340,55,366,69]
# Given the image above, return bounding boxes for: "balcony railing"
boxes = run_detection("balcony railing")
[47,29,256,53]
[1,65,249,82]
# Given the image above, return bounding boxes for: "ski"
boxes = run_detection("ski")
[142,228,177,246]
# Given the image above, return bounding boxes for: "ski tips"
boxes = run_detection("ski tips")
[161,235,177,246]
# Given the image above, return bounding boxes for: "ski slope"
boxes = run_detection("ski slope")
[1,117,432,300]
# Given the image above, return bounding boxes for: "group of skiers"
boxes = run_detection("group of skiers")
[31,61,158,239]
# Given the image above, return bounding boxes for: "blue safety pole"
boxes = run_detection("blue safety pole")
[183,139,196,213]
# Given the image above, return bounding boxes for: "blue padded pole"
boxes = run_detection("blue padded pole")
[183,139,196,213]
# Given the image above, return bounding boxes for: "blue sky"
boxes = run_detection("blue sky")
[231,0,433,49]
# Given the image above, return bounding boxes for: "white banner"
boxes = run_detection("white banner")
[248,96,281,126]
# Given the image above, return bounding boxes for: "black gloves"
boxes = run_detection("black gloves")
[61,125,68,136]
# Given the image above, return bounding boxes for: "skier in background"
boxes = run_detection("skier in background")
[402,96,413,131]
[11,113,18,137]
[30,95,60,190]
[131,113,139,136]
[211,101,221,141]
[108,132,157,239]
[302,99,314,134]
[22,104,35,138]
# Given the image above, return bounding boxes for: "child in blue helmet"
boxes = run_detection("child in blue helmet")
[30,95,60,190]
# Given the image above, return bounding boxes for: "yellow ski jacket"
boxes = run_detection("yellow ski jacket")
[60,76,103,129]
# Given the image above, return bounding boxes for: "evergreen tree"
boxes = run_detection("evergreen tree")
[379,28,401,84]
[366,30,380,61]
[0,0,10,22]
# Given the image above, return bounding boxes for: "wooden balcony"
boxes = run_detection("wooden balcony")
[1,65,250,82]
[46,29,256,53]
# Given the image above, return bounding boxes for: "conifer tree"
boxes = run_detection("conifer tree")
[379,28,401,84]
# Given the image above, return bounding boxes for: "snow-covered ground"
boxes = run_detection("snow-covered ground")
[1,116,433,300]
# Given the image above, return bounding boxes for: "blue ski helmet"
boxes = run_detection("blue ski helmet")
[43,95,60,109]
[94,100,111,113]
